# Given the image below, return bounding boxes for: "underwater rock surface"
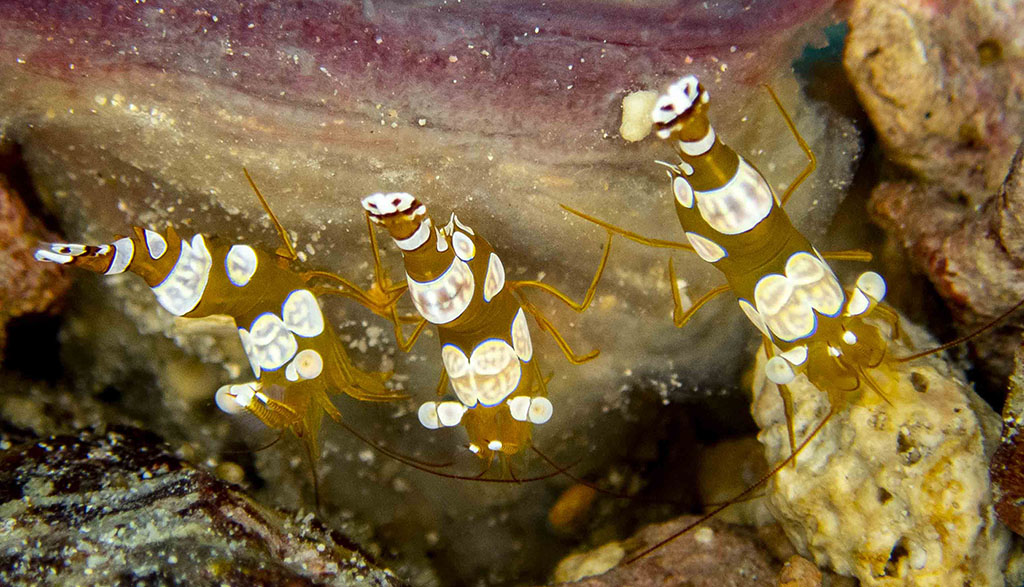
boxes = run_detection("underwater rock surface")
[871,142,1024,385]
[751,321,1014,586]
[0,175,71,357]
[845,0,1024,202]
[0,424,402,587]
[850,0,1024,384]
[550,516,778,587]
[992,340,1024,536]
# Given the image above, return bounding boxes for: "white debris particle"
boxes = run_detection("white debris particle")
[448,55,458,63]
[695,526,715,545]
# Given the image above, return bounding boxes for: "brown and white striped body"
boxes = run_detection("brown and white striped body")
[651,76,890,402]
[35,224,397,447]
[361,193,552,464]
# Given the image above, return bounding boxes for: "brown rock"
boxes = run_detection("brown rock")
[551,516,778,587]
[991,339,1024,535]
[845,0,1024,202]
[0,424,403,587]
[0,175,71,355]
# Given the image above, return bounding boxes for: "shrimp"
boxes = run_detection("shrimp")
[33,170,404,472]
[360,192,613,472]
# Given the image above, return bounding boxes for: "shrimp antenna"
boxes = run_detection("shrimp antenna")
[530,446,689,506]
[625,408,835,564]
[222,431,285,456]
[895,295,1024,363]
[330,415,578,484]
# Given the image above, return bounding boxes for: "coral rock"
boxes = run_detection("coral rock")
[845,0,1024,201]
[751,321,1012,586]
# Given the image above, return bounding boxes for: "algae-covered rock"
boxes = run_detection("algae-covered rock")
[0,424,403,587]
[751,321,1012,586]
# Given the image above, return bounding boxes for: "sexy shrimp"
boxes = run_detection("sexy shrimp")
[360,192,613,471]
[566,75,899,455]
[34,170,404,467]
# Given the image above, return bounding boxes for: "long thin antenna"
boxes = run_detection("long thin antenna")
[626,409,834,564]
[896,295,1024,363]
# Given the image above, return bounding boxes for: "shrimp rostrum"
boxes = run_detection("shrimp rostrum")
[361,192,613,471]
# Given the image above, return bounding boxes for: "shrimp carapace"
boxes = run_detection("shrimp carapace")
[361,192,613,472]
[34,171,404,472]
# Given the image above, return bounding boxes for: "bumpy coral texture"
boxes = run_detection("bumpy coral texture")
[752,321,1012,586]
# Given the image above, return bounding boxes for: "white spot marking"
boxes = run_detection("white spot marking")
[151,234,212,315]
[856,271,886,302]
[106,237,136,275]
[215,381,259,414]
[685,231,726,263]
[435,229,449,252]
[487,440,503,451]
[446,339,522,407]
[679,125,715,156]
[842,330,858,345]
[673,175,694,208]
[237,328,260,378]
[483,253,505,302]
[693,157,773,235]
[418,402,441,429]
[407,257,475,325]
[754,252,844,342]
[293,349,323,379]
[144,229,167,260]
[248,312,298,370]
[528,397,553,424]
[452,214,474,235]
[437,401,467,427]
[452,230,475,261]
[765,356,796,385]
[508,396,530,421]
[846,289,870,316]
[395,217,432,251]
[225,244,258,287]
[737,299,770,336]
[780,345,808,366]
[282,289,324,337]
[511,308,533,362]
